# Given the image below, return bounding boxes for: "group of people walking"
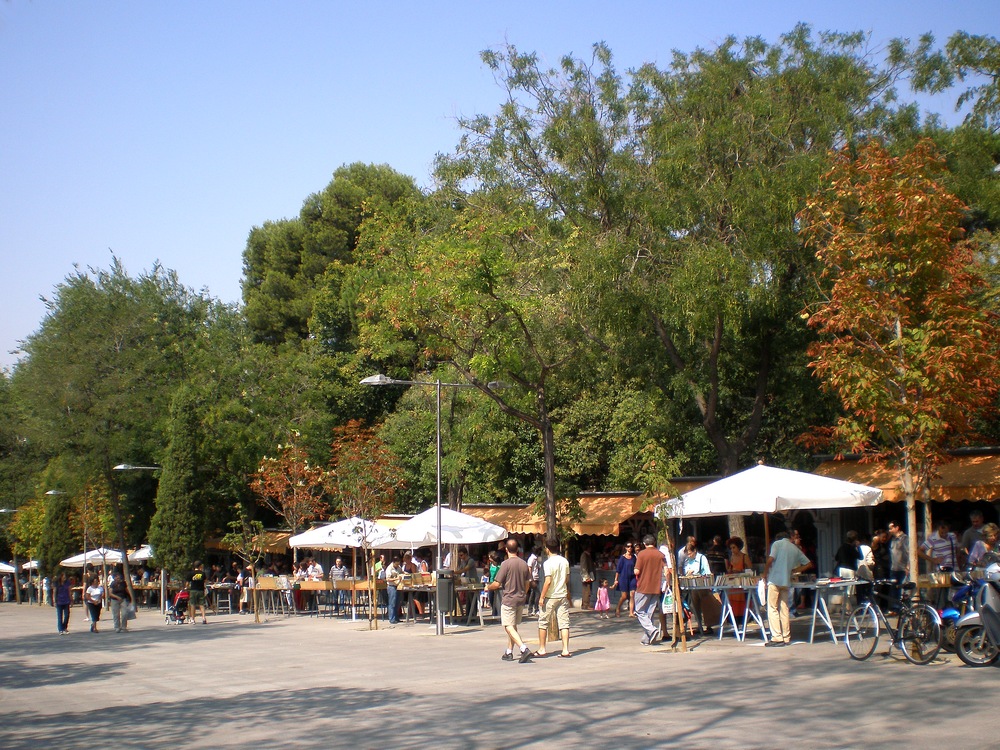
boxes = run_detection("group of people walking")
[485,537,572,662]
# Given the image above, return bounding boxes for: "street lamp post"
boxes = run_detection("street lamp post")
[361,373,504,636]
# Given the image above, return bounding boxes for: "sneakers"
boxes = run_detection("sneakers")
[501,652,514,661]
[518,648,533,663]
[640,636,651,646]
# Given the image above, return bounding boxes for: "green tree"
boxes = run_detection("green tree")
[12,260,213,563]
[10,495,45,568]
[356,200,591,543]
[40,489,75,575]
[184,305,333,534]
[901,31,1000,134]
[148,388,204,576]
[444,30,913,479]
[800,140,1000,578]
[0,374,41,524]
[616,27,910,475]
[242,163,421,346]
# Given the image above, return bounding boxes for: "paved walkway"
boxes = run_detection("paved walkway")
[0,602,995,749]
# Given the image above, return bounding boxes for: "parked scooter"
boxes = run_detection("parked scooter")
[954,562,1000,667]
[940,572,986,653]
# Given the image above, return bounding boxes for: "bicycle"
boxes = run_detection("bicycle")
[844,580,942,664]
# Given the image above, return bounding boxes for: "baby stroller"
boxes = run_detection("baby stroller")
[165,589,190,624]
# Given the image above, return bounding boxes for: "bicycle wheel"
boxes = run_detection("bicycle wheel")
[955,625,1000,667]
[845,604,879,660]
[898,604,942,665]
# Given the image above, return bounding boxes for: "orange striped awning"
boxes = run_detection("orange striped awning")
[814,454,1000,502]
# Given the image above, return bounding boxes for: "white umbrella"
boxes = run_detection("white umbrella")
[391,506,508,546]
[660,464,883,518]
[21,560,40,571]
[0,562,15,574]
[128,544,155,562]
[60,547,124,568]
[290,517,408,550]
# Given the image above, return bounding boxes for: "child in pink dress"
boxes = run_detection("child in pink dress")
[594,578,611,619]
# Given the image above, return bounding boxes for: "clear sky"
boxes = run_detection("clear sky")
[1,1,996,372]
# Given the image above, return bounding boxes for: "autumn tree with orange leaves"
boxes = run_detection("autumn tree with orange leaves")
[250,433,329,562]
[328,420,405,628]
[329,420,404,522]
[800,139,1000,578]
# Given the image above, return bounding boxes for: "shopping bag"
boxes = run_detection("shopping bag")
[125,602,137,621]
[661,588,674,614]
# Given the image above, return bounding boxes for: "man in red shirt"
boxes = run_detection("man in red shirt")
[633,534,667,645]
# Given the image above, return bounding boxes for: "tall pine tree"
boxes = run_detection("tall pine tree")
[148,387,204,576]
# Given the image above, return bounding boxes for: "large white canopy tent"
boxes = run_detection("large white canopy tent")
[128,544,155,563]
[660,464,883,519]
[60,547,125,568]
[657,464,884,570]
[289,517,411,551]
[390,506,508,547]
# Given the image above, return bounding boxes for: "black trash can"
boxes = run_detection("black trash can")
[436,569,455,615]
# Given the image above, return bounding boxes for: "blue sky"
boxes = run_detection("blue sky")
[1,1,996,371]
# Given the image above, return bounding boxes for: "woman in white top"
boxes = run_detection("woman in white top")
[85,575,104,633]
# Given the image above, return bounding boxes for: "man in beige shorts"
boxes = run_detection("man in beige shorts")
[486,538,533,663]
[535,538,571,658]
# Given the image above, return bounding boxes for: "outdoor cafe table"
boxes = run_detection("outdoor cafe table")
[679,576,857,644]
[791,578,858,644]
[332,578,385,621]
[133,582,181,609]
[679,576,767,643]
[396,577,485,626]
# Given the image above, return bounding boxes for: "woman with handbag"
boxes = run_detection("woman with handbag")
[107,566,132,633]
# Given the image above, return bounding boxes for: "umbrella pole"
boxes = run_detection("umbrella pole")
[764,514,771,560]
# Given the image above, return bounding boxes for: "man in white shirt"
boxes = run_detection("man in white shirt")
[763,532,810,647]
[535,539,571,658]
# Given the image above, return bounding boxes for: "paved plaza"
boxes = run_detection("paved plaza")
[0,601,996,749]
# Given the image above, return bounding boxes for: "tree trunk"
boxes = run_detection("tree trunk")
[104,458,137,607]
[541,415,557,545]
[900,461,919,588]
